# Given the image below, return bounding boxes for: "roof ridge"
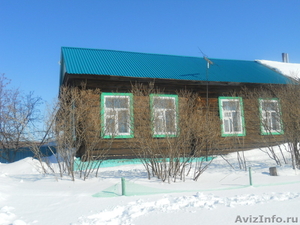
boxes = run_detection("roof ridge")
[61,46,257,62]
[61,46,206,60]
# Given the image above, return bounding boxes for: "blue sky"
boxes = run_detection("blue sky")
[1,0,300,112]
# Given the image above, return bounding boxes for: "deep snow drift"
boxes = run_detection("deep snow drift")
[0,145,299,225]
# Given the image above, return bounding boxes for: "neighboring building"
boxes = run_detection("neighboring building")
[59,47,292,159]
[0,144,56,163]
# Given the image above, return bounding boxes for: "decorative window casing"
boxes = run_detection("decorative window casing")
[101,93,134,138]
[218,97,246,137]
[150,94,178,137]
[259,98,283,135]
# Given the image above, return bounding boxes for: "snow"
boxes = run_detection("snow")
[0,145,300,225]
[257,60,300,80]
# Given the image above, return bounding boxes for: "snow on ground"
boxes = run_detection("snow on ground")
[0,145,300,225]
[257,60,300,79]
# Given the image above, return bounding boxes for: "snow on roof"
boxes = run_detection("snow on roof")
[256,60,300,80]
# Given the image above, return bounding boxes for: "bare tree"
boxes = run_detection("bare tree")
[223,87,285,168]
[234,85,298,168]
[275,82,300,169]
[130,83,221,182]
[29,101,58,175]
[51,85,114,180]
[0,73,42,162]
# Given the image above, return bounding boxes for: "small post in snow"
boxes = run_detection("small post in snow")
[121,177,126,196]
[248,167,252,186]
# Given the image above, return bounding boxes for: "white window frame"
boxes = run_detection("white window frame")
[259,98,283,135]
[101,93,133,138]
[150,94,178,137]
[219,97,246,137]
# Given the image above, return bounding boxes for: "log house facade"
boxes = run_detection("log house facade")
[59,47,291,159]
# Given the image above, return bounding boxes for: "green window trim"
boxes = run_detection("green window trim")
[150,94,179,138]
[218,96,246,137]
[101,93,134,139]
[258,98,284,135]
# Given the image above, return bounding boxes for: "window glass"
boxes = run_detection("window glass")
[118,110,129,133]
[259,99,283,135]
[105,98,128,109]
[153,98,175,109]
[101,93,133,138]
[151,95,178,137]
[219,97,245,136]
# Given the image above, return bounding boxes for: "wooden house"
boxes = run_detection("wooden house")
[59,47,292,159]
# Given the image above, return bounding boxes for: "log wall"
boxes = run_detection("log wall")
[63,74,286,159]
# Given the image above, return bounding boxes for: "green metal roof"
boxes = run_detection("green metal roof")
[60,47,291,86]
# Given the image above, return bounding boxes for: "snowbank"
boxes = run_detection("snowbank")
[0,145,299,225]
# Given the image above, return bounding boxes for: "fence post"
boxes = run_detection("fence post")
[249,167,252,186]
[121,177,126,196]
[269,167,278,176]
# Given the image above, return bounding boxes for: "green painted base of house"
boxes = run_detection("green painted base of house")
[73,156,214,171]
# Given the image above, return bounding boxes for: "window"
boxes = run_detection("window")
[259,98,283,135]
[218,97,246,136]
[101,93,134,138]
[150,94,178,137]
